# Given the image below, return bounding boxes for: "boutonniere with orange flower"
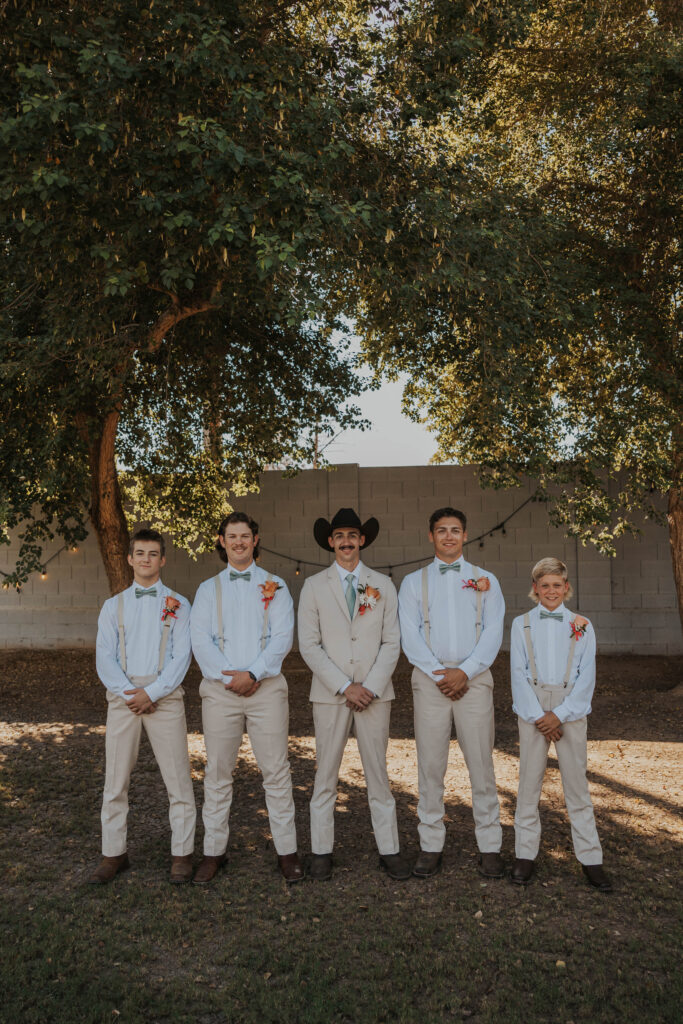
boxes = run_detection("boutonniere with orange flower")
[259,579,282,608]
[161,596,181,622]
[357,583,381,615]
[462,577,491,592]
[569,615,588,640]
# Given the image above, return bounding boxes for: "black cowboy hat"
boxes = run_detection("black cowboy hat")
[313,508,380,550]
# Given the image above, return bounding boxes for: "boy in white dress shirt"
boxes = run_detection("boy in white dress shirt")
[90,529,196,885]
[398,507,506,879]
[510,557,611,891]
[190,512,303,884]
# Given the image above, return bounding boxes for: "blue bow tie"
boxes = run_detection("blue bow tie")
[540,610,563,621]
[230,571,251,582]
[439,562,461,574]
[135,587,157,598]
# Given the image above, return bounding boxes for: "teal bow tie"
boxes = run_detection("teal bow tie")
[540,610,563,621]
[230,570,251,582]
[135,587,157,598]
[439,562,461,574]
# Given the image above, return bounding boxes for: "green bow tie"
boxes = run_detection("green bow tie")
[540,610,563,620]
[230,570,251,582]
[439,562,461,574]
[135,587,157,598]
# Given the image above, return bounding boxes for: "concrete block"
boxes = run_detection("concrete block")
[612,594,642,609]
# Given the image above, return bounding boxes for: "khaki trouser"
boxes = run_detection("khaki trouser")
[310,699,399,856]
[200,674,297,857]
[412,666,502,854]
[514,680,602,864]
[101,679,196,857]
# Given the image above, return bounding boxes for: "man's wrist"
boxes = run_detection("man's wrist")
[248,671,257,682]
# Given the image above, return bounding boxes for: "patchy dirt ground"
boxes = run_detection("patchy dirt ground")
[0,649,681,1024]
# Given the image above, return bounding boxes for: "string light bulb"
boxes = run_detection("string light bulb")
[40,568,47,580]
[295,563,301,576]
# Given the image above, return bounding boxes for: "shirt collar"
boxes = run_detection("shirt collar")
[224,561,256,577]
[131,580,163,594]
[433,556,467,570]
[335,560,362,584]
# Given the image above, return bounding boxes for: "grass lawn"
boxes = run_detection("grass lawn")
[1,649,681,1024]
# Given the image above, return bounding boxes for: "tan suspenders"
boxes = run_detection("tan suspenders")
[117,590,177,677]
[421,564,483,651]
[523,611,577,689]
[214,572,273,654]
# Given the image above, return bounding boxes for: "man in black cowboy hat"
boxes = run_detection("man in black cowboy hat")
[298,508,410,881]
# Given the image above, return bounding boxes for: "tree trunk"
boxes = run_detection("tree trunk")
[88,410,132,594]
[666,485,683,693]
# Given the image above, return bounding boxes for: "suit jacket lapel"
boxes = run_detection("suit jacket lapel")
[327,564,352,620]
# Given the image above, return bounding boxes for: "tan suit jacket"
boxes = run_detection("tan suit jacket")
[298,563,400,703]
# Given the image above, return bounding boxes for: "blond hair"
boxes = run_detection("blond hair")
[528,557,574,603]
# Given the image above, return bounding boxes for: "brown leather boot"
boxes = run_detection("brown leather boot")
[192,854,226,885]
[87,853,130,885]
[582,863,613,892]
[169,855,194,885]
[278,852,304,884]
[478,852,505,878]
[510,858,535,886]
[412,850,443,878]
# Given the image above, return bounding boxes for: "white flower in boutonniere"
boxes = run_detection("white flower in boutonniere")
[357,583,381,615]
[462,576,491,592]
[161,596,181,622]
[569,615,588,640]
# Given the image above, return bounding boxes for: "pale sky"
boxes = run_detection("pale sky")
[322,374,438,467]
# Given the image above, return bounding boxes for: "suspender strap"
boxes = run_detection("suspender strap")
[215,572,273,654]
[563,611,578,688]
[421,566,431,649]
[215,575,224,652]
[117,593,127,675]
[523,612,538,686]
[158,591,177,674]
[260,573,273,651]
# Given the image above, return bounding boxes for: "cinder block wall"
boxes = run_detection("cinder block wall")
[1,464,680,653]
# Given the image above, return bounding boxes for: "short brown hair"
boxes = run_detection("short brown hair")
[215,512,260,562]
[429,507,467,533]
[528,557,574,603]
[129,528,165,557]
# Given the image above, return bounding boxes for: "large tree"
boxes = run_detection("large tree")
[359,0,683,628]
[0,0,395,591]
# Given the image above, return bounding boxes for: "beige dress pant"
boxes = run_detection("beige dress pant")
[515,714,603,864]
[101,681,196,857]
[310,700,399,857]
[200,674,297,857]
[412,666,502,853]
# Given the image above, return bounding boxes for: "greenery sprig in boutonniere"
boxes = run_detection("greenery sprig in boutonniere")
[570,615,588,640]
[357,583,380,615]
[161,596,181,622]
[462,577,491,592]
[259,580,282,608]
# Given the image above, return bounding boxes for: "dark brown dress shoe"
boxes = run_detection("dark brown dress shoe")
[582,864,613,892]
[87,853,130,885]
[170,854,194,885]
[192,854,226,885]
[412,850,443,878]
[510,858,535,886]
[379,853,412,880]
[278,852,304,884]
[308,853,333,881]
[478,852,505,878]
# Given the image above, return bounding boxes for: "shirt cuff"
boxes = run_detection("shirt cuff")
[457,657,478,680]
[338,680,351,694]
[554,705,570,723]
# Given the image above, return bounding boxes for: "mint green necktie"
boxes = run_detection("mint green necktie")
[135,587,157,598]
[345,574,356,617]
[439,562,461,574]
[230,571,251,582]
[540,610,563,621]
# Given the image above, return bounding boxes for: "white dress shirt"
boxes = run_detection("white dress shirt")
[190,562,294,682]
[96,580,192,703]
[510,603,597,724]
[335,560,361,695]
[398,556,505,680]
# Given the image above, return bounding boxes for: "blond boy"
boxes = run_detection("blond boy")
[509,558,611,891]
